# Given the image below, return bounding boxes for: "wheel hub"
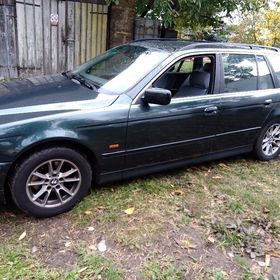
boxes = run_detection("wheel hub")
[26,159,81,208]
[50,178,58,186]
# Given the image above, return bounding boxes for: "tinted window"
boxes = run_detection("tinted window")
[257,56,274,90]
[267,54,280,85]
[222,54,257,93]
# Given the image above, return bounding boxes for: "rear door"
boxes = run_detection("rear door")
[213,53,277,152]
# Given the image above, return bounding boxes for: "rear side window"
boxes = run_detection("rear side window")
[267,54,280,85]
[257,56,274,90]
[222,54,257,93]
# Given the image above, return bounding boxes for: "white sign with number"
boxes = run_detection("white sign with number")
[50,14,59,26]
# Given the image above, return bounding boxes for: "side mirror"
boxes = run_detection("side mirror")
[142,88,172,106]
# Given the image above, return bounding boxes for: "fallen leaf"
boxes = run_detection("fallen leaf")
[181,239,197,250]
[97,240,107,252]
[89,245,96,251]
[228,252,234,258]
[18,231,26,241]
[207,236,215,244]
[250,252,256,259]
[257,261,266,267]
[31,246,38,254]
[174,189,184,196]
[124,207,135,215]
[265,255,271,267]
[84,211,92,215]
[269,250,280,258]
[78,267,88,273]
[212,175,223,179]
[88,226,95,232]
[65,241,71,248]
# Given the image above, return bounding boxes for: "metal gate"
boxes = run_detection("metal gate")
[0,0,109,78]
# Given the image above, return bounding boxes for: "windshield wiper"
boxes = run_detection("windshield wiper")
[62,71,97,91]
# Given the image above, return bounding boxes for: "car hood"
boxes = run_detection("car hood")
[0,74,118,110]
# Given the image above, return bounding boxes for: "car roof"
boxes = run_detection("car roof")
[129,39,280,54]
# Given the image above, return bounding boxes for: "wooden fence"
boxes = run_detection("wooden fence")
[0,0,109,78]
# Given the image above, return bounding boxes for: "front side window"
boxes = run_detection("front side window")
[73,45,170,94]
[222,54,257,93]
[153,55,214,98]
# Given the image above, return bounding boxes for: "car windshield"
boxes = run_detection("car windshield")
[72,45,170,94]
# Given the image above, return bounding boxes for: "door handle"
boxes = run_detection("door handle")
[204,106,218,115]
[264,99,272,106]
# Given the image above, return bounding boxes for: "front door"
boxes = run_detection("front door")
[125,54,220,172]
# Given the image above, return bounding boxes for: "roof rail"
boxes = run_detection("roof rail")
[182,42,279,52]
[130,39,280,52]
[131,38,218,44]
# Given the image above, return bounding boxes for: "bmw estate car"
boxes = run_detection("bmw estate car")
[1,39,280,217]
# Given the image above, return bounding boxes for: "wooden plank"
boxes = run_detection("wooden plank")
[91,3,98,59]
[50,0,58,73]
[101,5,108,53]
[74,1,81,66]
[0,4,18,78]
[16,2,27,71]
[25,3,36,71]
[34,0,43,74]
[98,4,104,55]
[57,0,66,72]
[41,0,51,74]
[66,0,75,70]
[80,2,87,64]
[86,3,91,61]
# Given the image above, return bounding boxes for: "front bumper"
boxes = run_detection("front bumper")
[0,162,11,203]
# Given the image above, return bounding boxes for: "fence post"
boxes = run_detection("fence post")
[0,0,18,79]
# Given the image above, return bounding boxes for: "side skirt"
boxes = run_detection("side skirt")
[97,145,253,185]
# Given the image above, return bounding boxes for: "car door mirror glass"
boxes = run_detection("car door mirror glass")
[143,88,172,105]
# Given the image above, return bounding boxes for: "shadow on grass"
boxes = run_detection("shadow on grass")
[0,153,261,223]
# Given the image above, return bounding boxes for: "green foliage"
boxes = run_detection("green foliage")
[135,0,268,28]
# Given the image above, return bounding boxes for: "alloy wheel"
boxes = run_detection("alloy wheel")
[262,124,280,156]
[26,159,81,208]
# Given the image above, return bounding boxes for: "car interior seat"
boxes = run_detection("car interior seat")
[175,71,211,98]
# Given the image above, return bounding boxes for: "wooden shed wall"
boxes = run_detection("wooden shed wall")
[0,0,109,78]
[0,0,18,78]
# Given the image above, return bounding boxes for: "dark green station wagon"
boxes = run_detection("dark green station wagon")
[1,39,280,217]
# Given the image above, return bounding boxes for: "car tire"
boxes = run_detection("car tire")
[9,147,92,218]
[255,119,280,161]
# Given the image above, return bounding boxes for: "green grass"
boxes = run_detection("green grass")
[1,156,280,279]
[0,245,63,280]
[0,243,123,280]
[143,258,186,280]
